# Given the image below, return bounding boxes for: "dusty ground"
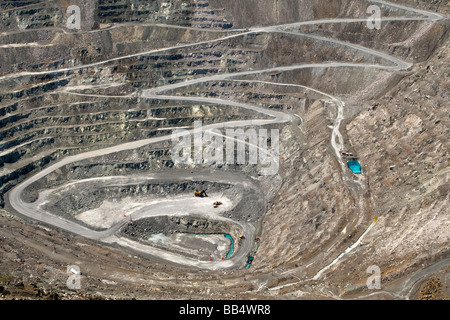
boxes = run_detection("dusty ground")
[0,0,449,300]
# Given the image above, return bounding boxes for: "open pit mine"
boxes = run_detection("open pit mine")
[0,0,448,301]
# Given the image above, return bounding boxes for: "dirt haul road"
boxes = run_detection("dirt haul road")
[6,0,447,272]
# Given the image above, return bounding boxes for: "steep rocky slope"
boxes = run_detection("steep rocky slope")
[0,0,448,300]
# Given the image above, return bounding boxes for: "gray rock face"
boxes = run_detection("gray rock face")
[122,215,240,239]
[0,0,448,300]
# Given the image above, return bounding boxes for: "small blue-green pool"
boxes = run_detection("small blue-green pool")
[185,232,235,258]
[224,234,234,258]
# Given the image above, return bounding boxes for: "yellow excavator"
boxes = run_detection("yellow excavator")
[194,189,208,197]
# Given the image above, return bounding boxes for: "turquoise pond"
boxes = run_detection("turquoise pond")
[224,234,234,258]
[347,160,362,174]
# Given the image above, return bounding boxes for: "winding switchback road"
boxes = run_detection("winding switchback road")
[6,0,447,276]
